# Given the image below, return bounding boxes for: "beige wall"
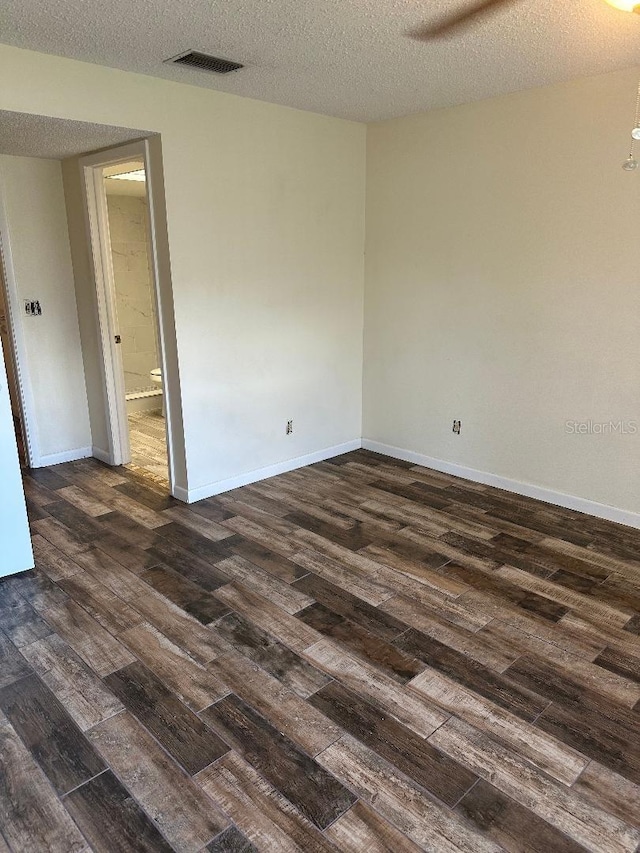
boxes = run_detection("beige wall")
[0,154,91,462]
[61,155,111,459]
[0,44,366,497]
[106,193,160,396]
[4,43,637,519]
[364,66,640,517]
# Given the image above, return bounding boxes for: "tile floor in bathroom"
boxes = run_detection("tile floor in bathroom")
[127,410,168,483]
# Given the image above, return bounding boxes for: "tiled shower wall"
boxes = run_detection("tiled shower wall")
[106,193,160,395]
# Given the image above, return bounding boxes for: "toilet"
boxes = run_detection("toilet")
[150,368,165,416]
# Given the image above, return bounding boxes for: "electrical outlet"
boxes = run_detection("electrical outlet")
[286,420,293,435]
[452,420,461,435]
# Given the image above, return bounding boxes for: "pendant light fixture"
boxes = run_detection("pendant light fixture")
[604,0,640,10]
[604,0,640,167]
[623,79,640,170]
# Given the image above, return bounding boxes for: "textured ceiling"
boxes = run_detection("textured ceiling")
[1,0,640,122]
[0,111,151,159]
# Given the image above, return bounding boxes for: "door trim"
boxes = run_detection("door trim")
[0,180,39,468]
[82,155,130,466]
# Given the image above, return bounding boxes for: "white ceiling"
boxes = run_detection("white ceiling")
[0,111,151,159]
[2,0,640,122]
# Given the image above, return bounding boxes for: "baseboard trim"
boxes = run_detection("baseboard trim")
[182,439,362,504]
[362,439,640,530]
[172,485,189,503]
[91,447,112,465]
[35,446,93,468]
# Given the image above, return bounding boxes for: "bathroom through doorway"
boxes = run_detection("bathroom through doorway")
[81,137,179,492]
[102,159,169,484]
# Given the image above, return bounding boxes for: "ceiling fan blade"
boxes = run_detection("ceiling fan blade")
[409,0,520,40]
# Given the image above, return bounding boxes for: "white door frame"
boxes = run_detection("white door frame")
[0,181,40,468]
[80,139,177,490]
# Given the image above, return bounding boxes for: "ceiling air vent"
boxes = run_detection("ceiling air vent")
[168,50,244,74]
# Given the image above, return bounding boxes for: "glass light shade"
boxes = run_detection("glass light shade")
[604,0,640,11]
[107,169,146,182]
[622,155,638,170]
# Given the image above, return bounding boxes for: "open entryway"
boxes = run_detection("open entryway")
[81,140,180,493]
[0,111,187,501]
[103,159,169,482]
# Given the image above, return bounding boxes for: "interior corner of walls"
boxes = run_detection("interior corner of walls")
[183,439,362,504]
[361,438,640,531]
[62,154,112,459]
[1,154,92,466]
[91,446,111,465]
[172,484,189,503]
[170,466,190,504]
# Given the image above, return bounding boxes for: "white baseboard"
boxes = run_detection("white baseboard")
[91,446,112,465]
[45,434,636,529]
[181,439,362,504]
[362,439,640,530]
[172,484,189,503]
[35,446,93,468]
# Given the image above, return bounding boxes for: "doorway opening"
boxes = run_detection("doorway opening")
[82,141,176,489]
[0,112,187,500]
[102,159,169,483]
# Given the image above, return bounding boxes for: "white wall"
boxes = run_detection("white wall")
[364,66,640,518]
[0,154,91,464]
[0,343,33,574]
[0,44,366,498]
[6,45,635,521]
[106,193,160,396]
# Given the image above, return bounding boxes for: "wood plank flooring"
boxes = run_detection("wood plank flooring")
[2,449,640,851]
[127,410,168,482]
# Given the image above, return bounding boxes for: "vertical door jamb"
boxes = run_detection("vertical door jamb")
[0,178,40,468]
[82,159,130,466]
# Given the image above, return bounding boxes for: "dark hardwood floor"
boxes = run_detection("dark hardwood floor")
[1,449,640,851]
